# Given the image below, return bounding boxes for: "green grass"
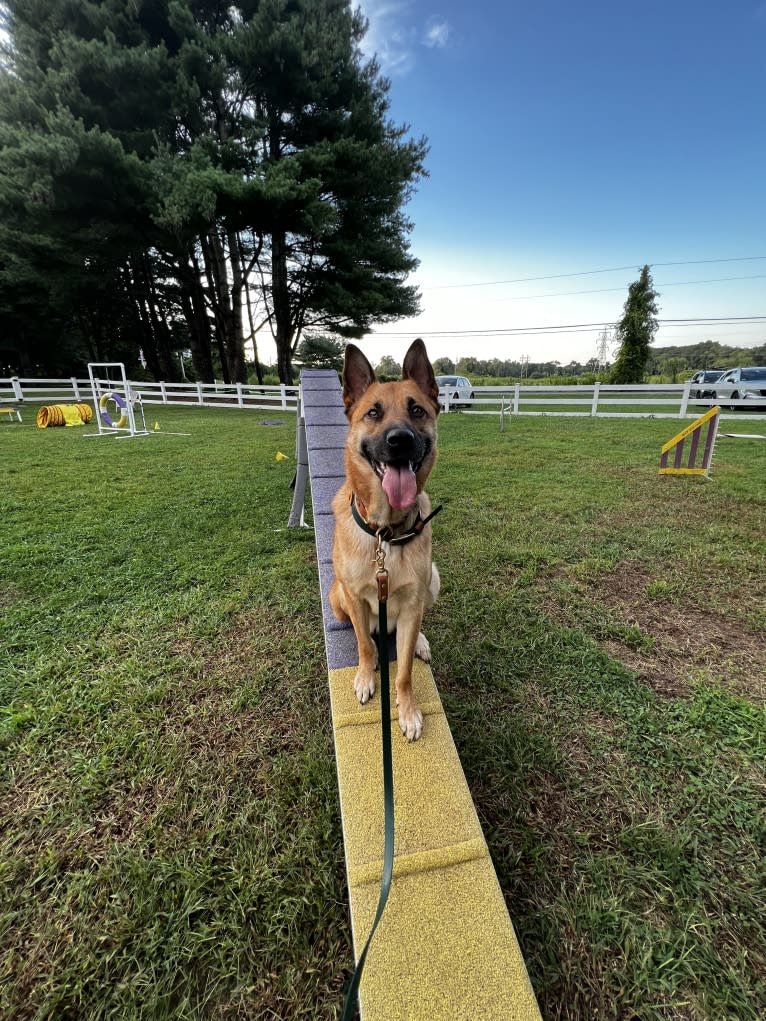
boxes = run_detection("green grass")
[2,408,765,1020]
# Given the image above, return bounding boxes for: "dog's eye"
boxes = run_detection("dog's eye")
[411,404,426,418]
[366,405,381,419]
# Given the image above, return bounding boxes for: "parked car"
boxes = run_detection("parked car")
[436,375,474,408]
[688,369,725,399]
[711,366,766,407]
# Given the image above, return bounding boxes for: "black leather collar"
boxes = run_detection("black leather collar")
[350,493,442,545]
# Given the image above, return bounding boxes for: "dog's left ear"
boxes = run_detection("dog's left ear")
[402,338,440,411]
[342,343,377,415]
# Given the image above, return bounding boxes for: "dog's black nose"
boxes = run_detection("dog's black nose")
[385,427,416,454]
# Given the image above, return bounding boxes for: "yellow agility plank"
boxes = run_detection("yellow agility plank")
[659,404,719,454]
[299,369,540,1020]
[327,660,542,1021]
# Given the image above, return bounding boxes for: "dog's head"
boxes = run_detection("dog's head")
[342,338,440,515]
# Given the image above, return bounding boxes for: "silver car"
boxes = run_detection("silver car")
[688,369,725,399]
[436,375,474,408]
[711,367,766,407]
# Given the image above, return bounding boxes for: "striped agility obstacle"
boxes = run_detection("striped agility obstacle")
[295,369,541,1021]
[659,405,720,477]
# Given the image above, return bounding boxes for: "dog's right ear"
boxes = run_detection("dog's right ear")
[342,344,376,415]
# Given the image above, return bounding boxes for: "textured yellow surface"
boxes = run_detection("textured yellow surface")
[328,659,542,1020]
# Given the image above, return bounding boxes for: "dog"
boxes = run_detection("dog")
[329,338,441,742]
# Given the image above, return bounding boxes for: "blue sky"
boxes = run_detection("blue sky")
[353,0,766,368]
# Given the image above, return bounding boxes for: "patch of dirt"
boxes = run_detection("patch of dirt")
[544,562,764,702]
[0,583,22,611]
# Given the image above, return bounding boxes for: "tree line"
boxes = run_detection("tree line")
[0,0,426,383]
[407,340,766,383]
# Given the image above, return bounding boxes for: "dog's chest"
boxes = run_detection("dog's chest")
[358,541,429,608]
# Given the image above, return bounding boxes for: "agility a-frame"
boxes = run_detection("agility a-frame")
[659,405,720,477]
[86,363,149,439]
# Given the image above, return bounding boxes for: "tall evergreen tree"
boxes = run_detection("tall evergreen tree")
[235,0,427,383]
[0,0,427,383]
[611,265,660,384]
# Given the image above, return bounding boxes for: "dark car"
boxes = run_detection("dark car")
[688,369,725,399]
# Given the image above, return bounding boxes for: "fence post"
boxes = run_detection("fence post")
[10,377,23,401]
[160,381,167,404]
[71,376,81,400]
[280,384,287,409]
[513,384,520,414]
[679,382,690,418]
[197,382,204,406]
[236,382,244,408]
[591,381,600,416]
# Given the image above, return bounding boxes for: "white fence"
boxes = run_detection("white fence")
[2,376,765,421]
[0,376,299,412]
[441,381,766,421]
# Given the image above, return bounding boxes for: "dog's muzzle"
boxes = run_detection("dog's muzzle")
[362,427,431,511]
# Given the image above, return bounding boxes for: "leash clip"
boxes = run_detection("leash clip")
[374,532,389,602]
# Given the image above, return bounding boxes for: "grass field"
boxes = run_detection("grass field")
[2,406,764,1020]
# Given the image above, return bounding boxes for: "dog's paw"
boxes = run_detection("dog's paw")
[398,703,424,742]
[414,632,431,662]
[354,669,376,705]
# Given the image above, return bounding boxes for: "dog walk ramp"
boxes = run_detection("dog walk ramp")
[299,369,541,1021]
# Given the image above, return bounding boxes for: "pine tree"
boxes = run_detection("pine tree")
[0,0,427,382]
[611,266,660,384]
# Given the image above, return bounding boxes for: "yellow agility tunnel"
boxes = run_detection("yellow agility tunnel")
[36,403,93,428]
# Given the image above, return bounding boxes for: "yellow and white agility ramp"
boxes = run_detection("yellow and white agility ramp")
[298,369,541,1020]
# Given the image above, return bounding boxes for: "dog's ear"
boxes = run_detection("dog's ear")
[342,344,377,415]
[402,338,440,411]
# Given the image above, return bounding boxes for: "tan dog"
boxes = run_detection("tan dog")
[329,339,441,741]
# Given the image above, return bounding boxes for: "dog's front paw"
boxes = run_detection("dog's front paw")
[398,703,424,742]
[354,669,376,705]
[414,632,431,662]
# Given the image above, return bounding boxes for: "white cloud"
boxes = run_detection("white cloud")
[355,3,453,74]
[355,0,417,75]
[423,18,451,49]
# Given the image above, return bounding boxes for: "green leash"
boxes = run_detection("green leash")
[341,541,395,1021]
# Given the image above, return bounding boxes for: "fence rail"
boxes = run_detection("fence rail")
[442,381,766,421]
[2,376,765,421]
[0,376,300,412]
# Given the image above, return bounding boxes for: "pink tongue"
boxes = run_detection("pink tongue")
[381,465,418,509]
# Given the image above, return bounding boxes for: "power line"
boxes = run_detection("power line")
[421,255,766,291]
[372,315,766,339]
[464,273,766,302]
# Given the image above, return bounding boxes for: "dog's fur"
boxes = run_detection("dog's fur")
[329,338,441,741]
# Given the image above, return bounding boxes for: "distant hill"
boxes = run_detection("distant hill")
[649,339,766,372]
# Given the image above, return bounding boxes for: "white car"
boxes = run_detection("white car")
[436,375,474,408]
[711,367,766,407]
[687,369,725,399]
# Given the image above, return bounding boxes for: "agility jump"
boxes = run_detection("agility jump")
[86,363,150,439]
[659,406,720,478]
